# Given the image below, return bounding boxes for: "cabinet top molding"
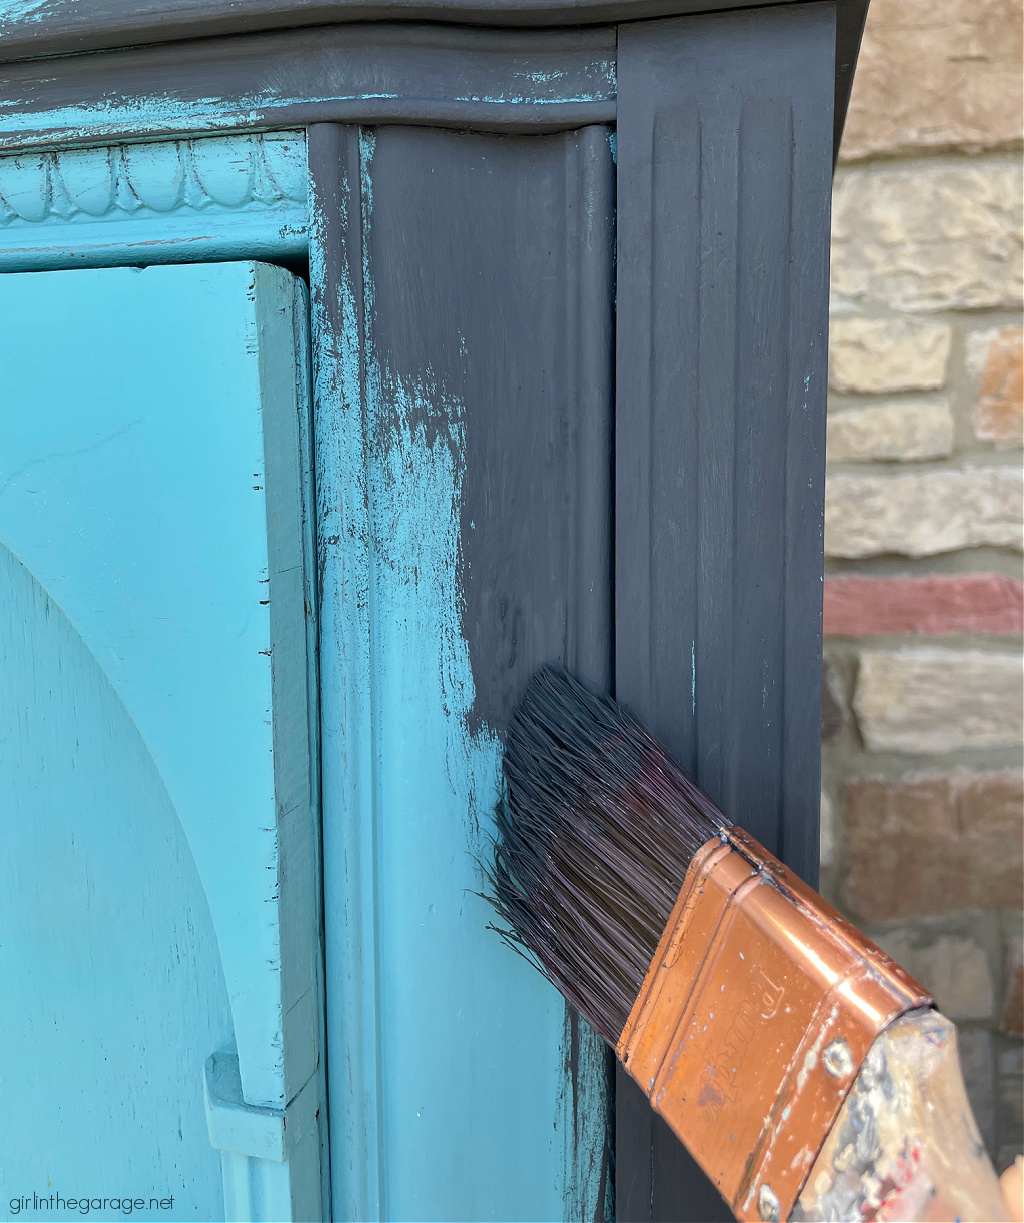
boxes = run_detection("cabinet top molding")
[0,24,617,153]
[1,0,856,60]
[0,3,866,171]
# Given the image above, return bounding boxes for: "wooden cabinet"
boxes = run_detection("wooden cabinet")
[0,4,859,1219]
[0,263,320,1221]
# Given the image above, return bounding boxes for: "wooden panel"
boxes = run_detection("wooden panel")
[0,263,323,1220]
[0,541,232,1221]
[0,3,867,175]
[310,122,614,1222]
[0,25,615,153]
[614,5,835,1219]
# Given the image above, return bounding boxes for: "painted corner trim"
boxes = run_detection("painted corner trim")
[0,130,307,270]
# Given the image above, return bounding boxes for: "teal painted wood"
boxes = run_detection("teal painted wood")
[0,262,323,1221]
[0,132,307,271]
[0,542,232,1222]
[309,123,611,1223]
[309,123,385,1223]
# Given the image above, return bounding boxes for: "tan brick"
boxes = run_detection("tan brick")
[842,771,1024,920]
[831,161,1023,311]
[853,648,1023,752]
[824,468,1023,558]
[840,0,1024,162]
[829,317,952,393]
[967,327,1024,445]
[827,399,954,462]
[875,930,994,1019]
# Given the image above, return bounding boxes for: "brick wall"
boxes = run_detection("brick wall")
[823,0,1023,1170]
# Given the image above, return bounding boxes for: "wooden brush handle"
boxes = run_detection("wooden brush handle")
[791,1009,1009,1222]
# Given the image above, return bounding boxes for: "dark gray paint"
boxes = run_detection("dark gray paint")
[833,0,869,164]
[0,3,866,168]
[0,24,614,153]
[354,126,611,724]
[0,0,861,58]
[614,5,834,1219]
[363,122,615,765]
[364,128,616,1217]
[309,119,617,1220]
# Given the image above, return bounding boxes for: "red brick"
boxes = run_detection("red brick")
[823,574,1023,637]
[842,771,1024,921]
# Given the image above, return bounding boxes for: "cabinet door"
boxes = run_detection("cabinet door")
[0,263,322,1222]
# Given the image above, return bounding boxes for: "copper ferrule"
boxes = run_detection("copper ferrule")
[616,828,932,1223]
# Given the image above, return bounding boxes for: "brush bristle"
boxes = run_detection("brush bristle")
[491,665,729,1045]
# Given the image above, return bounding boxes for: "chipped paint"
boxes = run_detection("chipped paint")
[0,0,50,25]
[0,45,616,154]
[315,126,602,1221]
[364,325,582,1222]
[560,1011,613,1223]
[363,133,584,1222]
[310,127,383,1223]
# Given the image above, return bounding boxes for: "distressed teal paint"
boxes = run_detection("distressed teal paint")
[0,264,323,1218]
[313,127,588,1223]
[0,59,616,153]
[0,86,613,148]
[0,91,346,148]
[0,542,233,1222]
[369,372,570,1223]
[560,1016,614,1223]
[310,131,386,1222]
[0,0,49,25]
[0,58,616,150]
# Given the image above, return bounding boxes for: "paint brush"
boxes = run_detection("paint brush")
[491,665,1010,1223]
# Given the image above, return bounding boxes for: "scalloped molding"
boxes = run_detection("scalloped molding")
[0,130,307,270]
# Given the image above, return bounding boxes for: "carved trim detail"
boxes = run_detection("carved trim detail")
[0,130,306,228]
